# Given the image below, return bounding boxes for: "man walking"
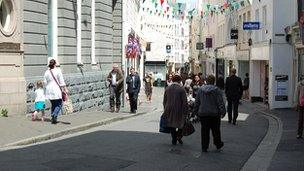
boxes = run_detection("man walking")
[193,75,226,152]
[107,64,124,113]
[225,68,243,125]
[126,68,141,113]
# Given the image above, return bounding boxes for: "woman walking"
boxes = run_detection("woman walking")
[163,75,188,145]
[44,59,67,124]
[144,73,154,102]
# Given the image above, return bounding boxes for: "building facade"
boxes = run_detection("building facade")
[250,0,296,109]
[0,0,123,115]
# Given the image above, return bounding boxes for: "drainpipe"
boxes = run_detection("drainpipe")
[122,0,126,107]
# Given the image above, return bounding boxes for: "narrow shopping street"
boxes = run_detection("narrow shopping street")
[0,88,270,170]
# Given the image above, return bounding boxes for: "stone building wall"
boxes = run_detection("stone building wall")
[23,0,121,114]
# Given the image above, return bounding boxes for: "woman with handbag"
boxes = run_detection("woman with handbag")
[44,59,67,124]
[163,75,188,145]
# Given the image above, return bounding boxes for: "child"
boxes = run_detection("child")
[185,87,199,123]
[32,80,46,121]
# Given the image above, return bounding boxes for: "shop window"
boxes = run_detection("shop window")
[146,42,151,51]
[0,0,16,36]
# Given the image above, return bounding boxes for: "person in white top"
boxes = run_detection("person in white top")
[44,59,67,124]
[32,80,46,121]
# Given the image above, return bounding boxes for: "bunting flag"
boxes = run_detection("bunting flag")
[140,0,249,21]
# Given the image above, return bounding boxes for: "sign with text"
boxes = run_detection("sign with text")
[275,75,288,101]
[243,22,260,30]
[196,43,204,50]
[230,29,238,39]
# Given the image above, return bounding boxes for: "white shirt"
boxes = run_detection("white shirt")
[44,68,66,100]
[35,88,46,102]
[112,73,117,86]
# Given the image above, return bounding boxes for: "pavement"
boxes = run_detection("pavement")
[0,89,159,148]
[0,87,303,170]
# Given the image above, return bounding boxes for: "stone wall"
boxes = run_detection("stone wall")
[26,71,110,114]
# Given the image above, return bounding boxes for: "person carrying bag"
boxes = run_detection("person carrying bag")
[44,59,69,124]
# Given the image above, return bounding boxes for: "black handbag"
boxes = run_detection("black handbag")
[182,120,195,136]
[159,115,171,134]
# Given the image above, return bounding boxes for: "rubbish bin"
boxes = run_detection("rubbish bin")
[156,78,162,87]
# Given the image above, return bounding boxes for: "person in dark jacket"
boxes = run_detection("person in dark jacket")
[107,64,124,113]
[193,75,226,152]
[163,75,188,145]
[243,73,250,99]
[126,68,141,113]
[225,68,243,125]
[191,74,203,98]
[216,75,225,90]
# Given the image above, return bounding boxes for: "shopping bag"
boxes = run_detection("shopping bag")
[159,115,170,134]
[62,98,73,115]
[182,120,195,136]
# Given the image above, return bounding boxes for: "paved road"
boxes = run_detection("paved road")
[0,88,268,171]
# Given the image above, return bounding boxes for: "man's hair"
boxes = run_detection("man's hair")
[231,68,237,75]
[245,73,249,77]
[206,75,215,85]
[172,75,182,83]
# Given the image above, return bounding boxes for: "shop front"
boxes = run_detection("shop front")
[250,46,270,104]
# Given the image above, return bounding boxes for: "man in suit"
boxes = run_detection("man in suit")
[107,64,124,113]
[126,68,141,113]
[225,68,243,125]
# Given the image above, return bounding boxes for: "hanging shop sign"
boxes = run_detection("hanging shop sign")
[206,38,212,48]
[243,22,260,30]
[196,43,204,50]
[230,29,238,39]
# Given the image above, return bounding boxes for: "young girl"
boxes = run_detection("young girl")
[32,80,46,121]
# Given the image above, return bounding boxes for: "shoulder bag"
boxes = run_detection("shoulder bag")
[49,69,68,102]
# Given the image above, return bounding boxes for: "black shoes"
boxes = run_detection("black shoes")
[51,116,58,124]
[216,142,224,150]
[172,139,177,145]
[202,149,208,152]
[297,135,302,139]
[177,138,183,145]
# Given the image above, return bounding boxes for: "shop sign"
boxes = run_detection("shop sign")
[196,43,204,50]
[230,29,238,39]
[243,22,260,30]
[275,75,288,101]
[206,38,212,48]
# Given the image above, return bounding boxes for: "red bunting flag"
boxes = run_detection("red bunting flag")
[160,0,164,6]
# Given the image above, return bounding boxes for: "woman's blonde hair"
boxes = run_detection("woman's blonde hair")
[36,80,44,88]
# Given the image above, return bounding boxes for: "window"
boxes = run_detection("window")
[255,9,260,42]
[243,13,246,42]
[247,11,251,21]
[0,0,16,35]
[262,5,267,40]
[146,42,151,51]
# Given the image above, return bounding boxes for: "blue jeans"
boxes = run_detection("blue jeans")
[50,99,62,117]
